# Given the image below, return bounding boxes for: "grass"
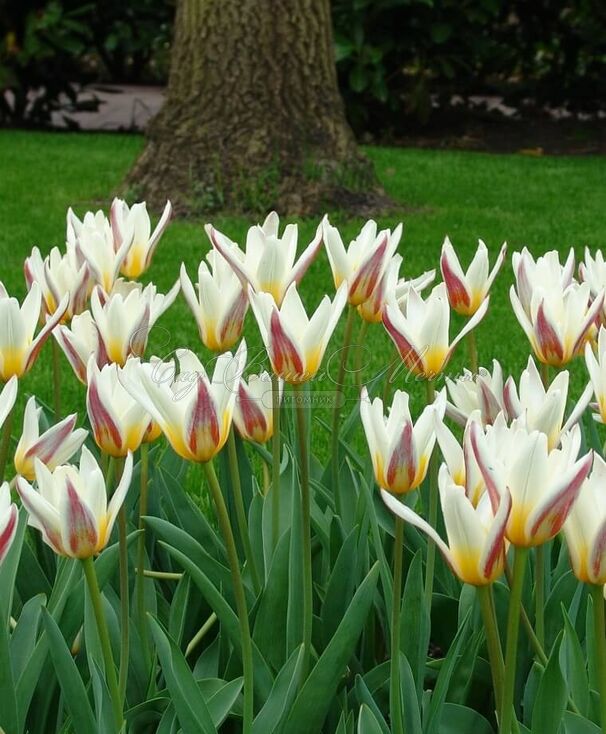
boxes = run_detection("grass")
[0,129,604,460]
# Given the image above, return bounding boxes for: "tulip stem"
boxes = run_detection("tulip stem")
[51,338,62,418]
[82,557,123,731]
[271,373,281,551]
[423,379,439,612]
[353,319,369,390]
[117,506,129,705]
[382,355,400,405]
[331,304,356,517]
[477,585,504,717]
[204,461,254,734]
[136,443,150,666]
[390,517,405,734]
[227,428,261,594]
[534,546,545,648]
[540,362,550,389]
[501,546,528,734]
[0,403,14,482]
[590,584,606,733]
[294,382,313,679]
[185,612,218,658]
[467,331,479,374]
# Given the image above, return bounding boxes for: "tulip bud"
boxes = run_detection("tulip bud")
[233,372,282,443]
[110,199,172,279]
[54,310,108,384]
[14,397,87,481]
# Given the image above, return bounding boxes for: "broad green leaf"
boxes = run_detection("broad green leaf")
[0,608,18,734]
[531,633,566,734]
[206,677,243,727]
[401,550,429,701]
[148,615,217,734]
[252,646,305,734]
[322,528,359,646]
[90,658,119,734]
[10,593,45,682]
[358,703,385,734]
[284,563,380,734]
[168,574,192,646]
[562,711,602,733]
[437,703,494,733]
[560,606,589,716]
[400,654,423,734]
[41,608,97,733]
[354,674,390,734]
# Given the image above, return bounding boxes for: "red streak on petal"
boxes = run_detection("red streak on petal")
[66,478,97,556]
[187,376,220,456]
[25,415,76,463]
[88,379,123,453]
[441,253,471,309]
[382,310,423,373]
[220,292,247,346]
[386,421,415,489]
[0,506,17,561]
[349,235,388,303]
[270,310,304,379]
[239,385,268,439]
[536,301,564,362]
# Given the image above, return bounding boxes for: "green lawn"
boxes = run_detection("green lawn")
[0,129,604,449]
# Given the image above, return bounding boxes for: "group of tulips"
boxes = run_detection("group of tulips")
[1,196,606,734]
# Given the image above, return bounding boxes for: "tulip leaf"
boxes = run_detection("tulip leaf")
[437,703,494,734]
[148,615,218,734]
[322,528,359,647]
[358,703,385,734]
[560,605,589,716]
[283,562,380,734]
[205,677,243,727]
[252,645,305,734]
[0,610,19,734]
[401,550,429,701]
[531,632,566,734]
[286,450,304,658]
[562,711,602,733]
[90,658,119,734]
[353,675,390,734]
[41,607,97,733]
[400,654,423,734]
[168,574,192,646]
[160,542,274,699]
[10,592,45,682]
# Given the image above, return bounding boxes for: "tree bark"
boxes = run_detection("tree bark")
[127,0,387,215]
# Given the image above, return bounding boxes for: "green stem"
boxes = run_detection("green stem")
[117,506,129,705]
[271,373,281,551]
[534,546,545,648]
[500,546,529,734]
[0,403,14,482]
[294,383,313,678]
[467,330,479,374]
[423,379,438,611]
[227,428,261,593]
[136,443,150,665]
[51,337,62,418]
[382,356,399,405]
[331,304,356,517]
[185,612,218,658]
[142,569,182,580]
[204,461,254,734]
[478,585,505,716]
[390,517,405,734]
[81,557,123,731]
[590,584,606,733]
[540,362,550,389]
[353,319,369,390]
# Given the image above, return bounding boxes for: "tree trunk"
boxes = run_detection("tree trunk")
[127,0,387,215]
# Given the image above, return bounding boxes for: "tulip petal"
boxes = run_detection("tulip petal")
[25,294,69,374]
[479,489,511,580]
[62,477,98,558]
[0,503,18,565]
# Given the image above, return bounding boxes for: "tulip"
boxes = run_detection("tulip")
[0,282,68,381]
[233,372,282,443]
[91,280,179,366]
[381,466,511,585]
[503,355,591,449]
[0,376,17,426]
[16,447,133,559]
[383,282,489,379]
[435,413,486,506]
[110,198,172,279]
[440,237,507,316]
[584,326,606,423]
[87,357,160,457]
[564,454,606,585]
[207,212,322,306]
[323,218,402,306]
[24,245,90,321]
[471,419,592,547]
[360,385,445,494]
[53,310,108,384]
[180,252,248,353]
[119,342,247,463]
[512,247,576,314]
[249,282,347,384]
[445,360,505,427]
[510,280,603,367]
[0,482,18,566]
[14,397,87,480]
[68,208,133,293]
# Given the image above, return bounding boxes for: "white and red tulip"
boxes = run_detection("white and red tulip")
[0,482,18,566]
[585,326,606,424]
[512,247,576,315]
[323,218,402,306]
[53,310,108,384]
[87,357,160,457]
[180,252,248,353]
[564,454,606,585]
[207,212,322,306]
[360,385,445,495]
[0,282,68,381]
[16,447,133,559]
[445,360,506,427]
[14,397,87,481]
[435,412,486,506]
[383,283,489,378]
[248,282,347,384]
[91,280,179,366]
[233,371,282,444]
[110,198,172,279]
[381,465,511,586]
[471,419,592,547]
[119,342,247,463]
[24,245,90,321]
[440,237,507,316]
